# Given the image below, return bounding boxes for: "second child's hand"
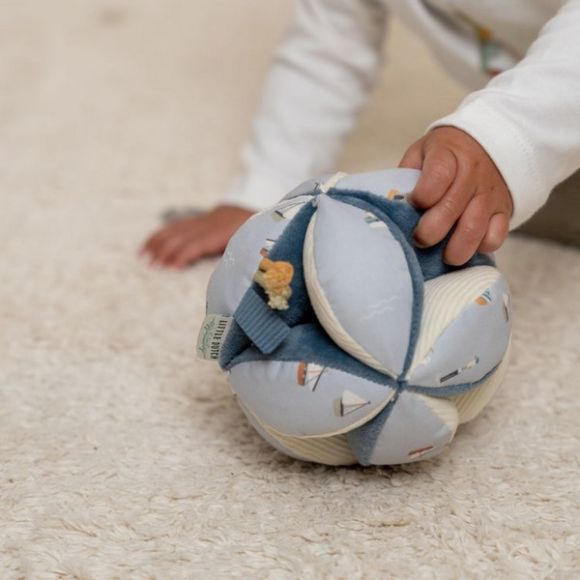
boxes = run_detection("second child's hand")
[140,205,255,269]
[399,126,514,265]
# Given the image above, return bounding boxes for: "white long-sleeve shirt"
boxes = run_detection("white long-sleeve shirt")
[221,0,580,230]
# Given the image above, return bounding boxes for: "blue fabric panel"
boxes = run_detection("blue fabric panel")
[361,390,457,465]
[218,320,251,369]
[264,201,317,326]
[218,200,318,368]
[234,288,291,354]
[346,393,399,466]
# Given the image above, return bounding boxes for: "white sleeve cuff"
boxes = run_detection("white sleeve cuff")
[427,97,550,231]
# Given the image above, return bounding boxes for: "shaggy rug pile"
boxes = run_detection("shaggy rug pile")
[1,1,578,577]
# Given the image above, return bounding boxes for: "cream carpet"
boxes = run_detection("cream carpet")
[1,1,578,577]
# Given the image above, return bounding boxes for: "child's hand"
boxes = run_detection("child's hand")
[140,205,255,269]
[399,126,514,265]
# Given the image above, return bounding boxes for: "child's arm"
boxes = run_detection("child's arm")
[400,0,580,265]
[220,0,389,212]
[142,0,389,268]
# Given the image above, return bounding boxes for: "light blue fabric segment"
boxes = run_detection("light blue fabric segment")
[408,276,511,387]
[329,189,496,281]
[407,361,501,397]
[278,174,332,202]
[237,400,311,462]
[206,209,291,316]
[207,193,315,318]
[270,194,316,222]
[328,193,425,377]
[229,359,395,437]
[364,391,455,465]
[346,396,397,465]
[279,169,420,204]
[333,168,420,198]
[225,322,399,388]
[310,195,414,376]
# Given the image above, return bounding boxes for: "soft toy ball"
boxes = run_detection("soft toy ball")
[197,169,512,466]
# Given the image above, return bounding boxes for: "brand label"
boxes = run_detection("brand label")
[196,314,233,360]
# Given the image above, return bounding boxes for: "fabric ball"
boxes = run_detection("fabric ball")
[197,169,512,466]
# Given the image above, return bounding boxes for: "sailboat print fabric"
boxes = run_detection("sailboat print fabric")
[198,169,512,466]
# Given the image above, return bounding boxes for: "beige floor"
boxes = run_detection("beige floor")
[0,1,579,577]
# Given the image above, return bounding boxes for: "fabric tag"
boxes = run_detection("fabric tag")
[196,314,233,360]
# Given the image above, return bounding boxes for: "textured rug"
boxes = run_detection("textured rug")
[0,1,578,578]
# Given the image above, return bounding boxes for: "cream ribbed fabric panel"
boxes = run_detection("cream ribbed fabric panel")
[409,266,502,374]
[303,215,398,379]
[412,392,459,435]
[450,339,512,424]
[250,410,358,466]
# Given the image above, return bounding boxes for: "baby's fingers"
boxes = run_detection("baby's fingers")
[443,196,490,265]
[150,233,192,267]
[409,148,457,210]
[478,213,509,254]
[172,234,225,269]
[140,229,170,258]
[141,221,188,258]
[412,178,474,248]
